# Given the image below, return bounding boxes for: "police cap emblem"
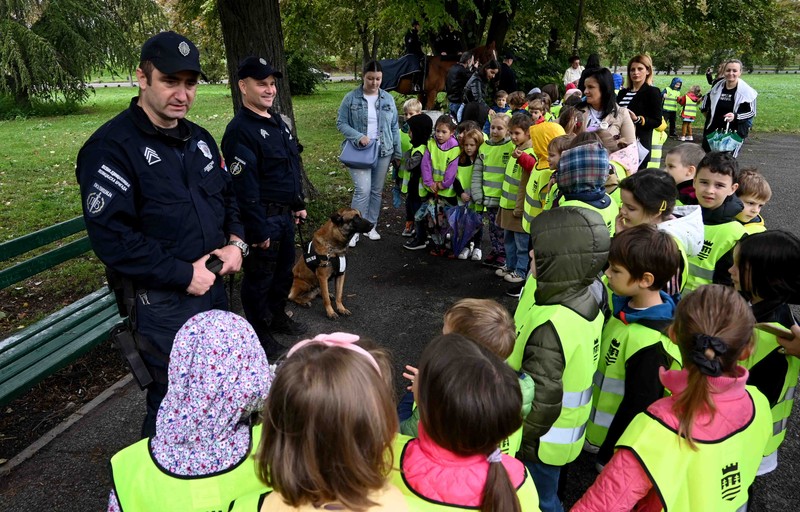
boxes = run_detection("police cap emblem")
[178,41,190,57]
[259,58,267,65]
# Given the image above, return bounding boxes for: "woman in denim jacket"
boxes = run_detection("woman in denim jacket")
[337,60,402,246]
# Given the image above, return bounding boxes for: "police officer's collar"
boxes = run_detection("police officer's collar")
[128,96,193,143]
[241,104,282,125]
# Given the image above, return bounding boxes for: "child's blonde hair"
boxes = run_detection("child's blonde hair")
[666,142,706,168]
[689,85,701,96]
[670,286,755,449]
[491,114,510,128]
[507,91,526,110]
[443,299,515,359]
[403,98,422,115]
[258,335,397,510]
[458,129,484,164]
[528,99,544,113]
[736,168,772,202]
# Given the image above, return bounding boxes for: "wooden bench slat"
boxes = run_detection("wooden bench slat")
[0,306,119,384]
[0,237,94,289]
[0,313,121,407]
[0,288,115,355]
[0,217,86,261]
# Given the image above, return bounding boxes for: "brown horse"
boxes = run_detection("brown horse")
[395,42,497,110]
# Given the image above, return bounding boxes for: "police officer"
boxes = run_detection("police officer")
[404,19,424,59]
[221,57,308,360]
[76,31,246,437]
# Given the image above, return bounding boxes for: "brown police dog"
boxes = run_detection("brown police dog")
[288,207,374,318]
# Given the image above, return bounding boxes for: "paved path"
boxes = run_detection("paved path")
[0,133,798,510]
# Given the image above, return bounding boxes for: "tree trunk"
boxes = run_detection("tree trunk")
[547,27,559,58]
[486,0,518,51]
[217,0,317,197]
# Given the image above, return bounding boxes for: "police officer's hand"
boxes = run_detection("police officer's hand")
[294,209,308,224]
[187,255,217,296]
[777,325,800,358]
[212,244,243,276]
[253,239,270,250]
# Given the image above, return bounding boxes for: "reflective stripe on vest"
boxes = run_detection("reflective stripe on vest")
[391,435,542,510]
[586,318,680,448]
[522,168,554,233]
[740,324,800,473]
[559,198,619,237]
[478,142,513,199]
[663,88,680,112]
[647,129,668,169]
[682,96,699,118]
[420,141,459,198]
[616,389,770,511]
[111,424,267,512]
[512,303,604,465]
[685,221,746,291]
[500,148,534,209]
[400,145,425,193]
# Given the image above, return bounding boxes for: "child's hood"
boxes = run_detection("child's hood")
[612,291,676,331]
[530,122,566,168]
[669,77,683,90]
[557,143,609,195]
[407,114,433,147]
[687,92,701,101]
[658,205,704,257]
[531,207,610,305]
[702,194,744,225]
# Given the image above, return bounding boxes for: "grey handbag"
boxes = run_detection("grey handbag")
[339,139,379,169]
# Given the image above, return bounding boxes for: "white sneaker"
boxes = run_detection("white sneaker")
[470,248,483,261]
[686,135,693,141]
[366,228,381,241]
[348,233,359,247]
[457,247,471,260]
[495,266,513,277]
[678,136,686,141]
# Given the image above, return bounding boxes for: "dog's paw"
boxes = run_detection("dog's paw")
[326,309,339,319]
[336,306,352,316]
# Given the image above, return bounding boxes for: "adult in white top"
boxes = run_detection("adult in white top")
[563,55,584,87]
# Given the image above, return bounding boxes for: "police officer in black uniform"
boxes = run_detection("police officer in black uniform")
[221,57,307,360]
[404,19,424,58]
[76,31,246,437]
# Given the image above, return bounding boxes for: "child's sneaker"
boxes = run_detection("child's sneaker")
[457,247,472,260]
[495,266,513,277]
[403,238,427,250]
[504,271,525,283]
[678,136,686,141]
[401,221,415,237]
[506,283,523,298]
[470,248,483,261]
[686,135,693,141]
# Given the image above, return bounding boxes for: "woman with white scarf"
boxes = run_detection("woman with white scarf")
[701,59,757,157]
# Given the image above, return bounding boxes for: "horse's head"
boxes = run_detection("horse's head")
[470,41,497,67]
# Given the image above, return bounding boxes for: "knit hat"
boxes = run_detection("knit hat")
[527,87,542,95]
[557,143,609,194]
[407,113,433,147]
[565,83,577,91]
[564,88,582,99]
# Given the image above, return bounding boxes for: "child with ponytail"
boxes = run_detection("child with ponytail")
[393,334,540,511]
[574,285,771,512]
[731,230,800,476]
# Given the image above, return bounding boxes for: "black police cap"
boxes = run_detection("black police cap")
[237,56,283,80]
[140,31,204,78]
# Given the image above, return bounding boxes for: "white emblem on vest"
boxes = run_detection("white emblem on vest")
[178,41,190,57]
[143,147,161,165]
[197,140,212,159]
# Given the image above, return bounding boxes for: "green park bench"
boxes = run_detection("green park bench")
[0,217,121,406]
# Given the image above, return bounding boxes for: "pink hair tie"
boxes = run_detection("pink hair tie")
[286,332,381,375]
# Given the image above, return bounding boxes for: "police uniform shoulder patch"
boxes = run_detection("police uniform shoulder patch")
[197,140,213,160]
[85,182,116,217]
[229,156,247,176]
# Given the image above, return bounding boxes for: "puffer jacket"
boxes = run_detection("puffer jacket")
[658,205,704,258]
[519,207,610,463]
[400,426,527,506]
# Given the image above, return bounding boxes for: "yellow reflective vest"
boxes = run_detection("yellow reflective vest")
[616,387,770,511]
[681,95,699,119]
[512,303,604,466]
[685,221,745,291]
[559,198,619,237]
[522,168,554,233]
[648,129,668,169]
[391,435,541,511]
[500,148,535,210]
[662,88,680,113]
[400,145,425,194]
[586,318,682,448]
[228,490,272,511]
[420,142,459,198]
[741,323,800,475]
[477,141,514,201]
[110,424,267,512]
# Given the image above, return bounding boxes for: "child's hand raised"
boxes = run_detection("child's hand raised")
[512,148,523,159]
[402,365,418,391]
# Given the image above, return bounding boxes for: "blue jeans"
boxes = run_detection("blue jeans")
[503,229,530,276]
[449,102,462,121]
[348,154,392,225]
[524,460,564,512]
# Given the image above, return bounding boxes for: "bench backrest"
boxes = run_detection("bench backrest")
[0,217,92,289]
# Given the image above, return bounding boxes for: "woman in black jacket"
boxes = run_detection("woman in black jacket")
[616,54,663,169]
[460,59,500,126]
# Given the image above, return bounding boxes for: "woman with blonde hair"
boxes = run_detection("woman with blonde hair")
[615,54,663,169]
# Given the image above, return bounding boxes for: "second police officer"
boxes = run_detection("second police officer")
[222,56,308,359]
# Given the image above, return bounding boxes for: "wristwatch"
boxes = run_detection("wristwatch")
[227,239,250,258]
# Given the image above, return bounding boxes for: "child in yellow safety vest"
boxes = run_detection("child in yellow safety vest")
[731,231,800,477]
[511,206,610,512]
[398,99,424,237]
[574,285,771,512]
[471,115,513,268]
[393,333,540,511]
[677,85,702,141]
[664,142,705,206]
[661,77,682,137]
[735,168,772,234]
[454,128,485,260]
[684,151,746,291]
[585,225,681,469]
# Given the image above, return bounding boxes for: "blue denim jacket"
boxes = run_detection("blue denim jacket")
[336,86,402,159]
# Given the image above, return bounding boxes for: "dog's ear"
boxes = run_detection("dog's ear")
[330,212,344,225]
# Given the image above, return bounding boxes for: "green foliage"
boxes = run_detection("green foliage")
[0,94,80,120]
[163,0,227,83]
[0,0,164,103]
[285,52,325,96]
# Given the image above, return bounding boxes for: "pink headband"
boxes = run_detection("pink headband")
[286,332,381,375]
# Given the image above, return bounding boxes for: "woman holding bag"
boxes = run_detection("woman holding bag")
[337,60,402,246]
[701,59,757,158]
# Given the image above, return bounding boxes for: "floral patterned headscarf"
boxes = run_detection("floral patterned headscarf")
[152,309,273,475]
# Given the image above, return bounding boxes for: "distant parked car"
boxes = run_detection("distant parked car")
[310,67,331,80]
